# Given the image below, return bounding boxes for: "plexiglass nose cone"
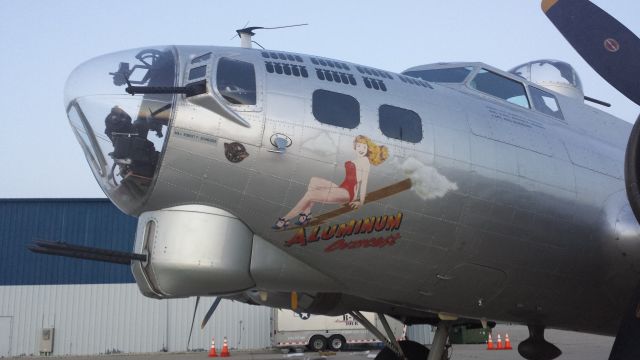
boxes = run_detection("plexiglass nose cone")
[64,46,177,214]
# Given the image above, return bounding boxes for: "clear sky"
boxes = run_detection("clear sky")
[1,0,639,198]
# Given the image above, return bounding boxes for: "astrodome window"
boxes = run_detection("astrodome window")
[379,105,422,143]
[216,58,256,105]
[469,69,530,108]
[530,61,582,89]
[509,60,584,99]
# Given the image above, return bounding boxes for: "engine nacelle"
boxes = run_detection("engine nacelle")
[626,116,640,225]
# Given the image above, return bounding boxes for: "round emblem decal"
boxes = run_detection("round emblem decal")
[604,38,620,52]
[224,142,249,163]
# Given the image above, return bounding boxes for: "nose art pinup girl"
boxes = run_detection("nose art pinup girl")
[273,135,388,229]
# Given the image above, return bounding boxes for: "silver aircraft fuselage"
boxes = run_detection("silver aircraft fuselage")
[65,45,640,335]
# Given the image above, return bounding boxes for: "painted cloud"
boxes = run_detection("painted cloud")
[397,157,458,200]
[301,131,338,157]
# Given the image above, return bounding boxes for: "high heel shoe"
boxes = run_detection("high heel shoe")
[295,212,312,226]
[272,217,290,230]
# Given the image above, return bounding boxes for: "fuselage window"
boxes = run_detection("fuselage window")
[188,65,207,80]
[315,68,357,86]
[530,86,564,120]
[263,52,303,63]
[398,75,432,89]
[363,77,387,92]
[312,90,360,129]
[191,52,211,64]
[216,57,256,105]
[379,105,422,143]
[403,66,473,83]
[469,69,530,108]
[356,65,393,79]
[311,57,350,71]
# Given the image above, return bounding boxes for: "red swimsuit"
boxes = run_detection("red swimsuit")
[338,161,357,201]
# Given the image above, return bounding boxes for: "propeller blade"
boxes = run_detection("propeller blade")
[187,296,200,351]
[542,0,640,105]
[201,297,222,329]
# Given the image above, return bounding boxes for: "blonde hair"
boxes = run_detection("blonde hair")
[354,135,388,166]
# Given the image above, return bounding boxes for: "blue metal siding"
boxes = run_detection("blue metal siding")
[0,199,137,285]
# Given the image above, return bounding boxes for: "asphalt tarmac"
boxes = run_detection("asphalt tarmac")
[11,325,615,360]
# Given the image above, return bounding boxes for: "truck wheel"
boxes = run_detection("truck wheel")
[328,335,346,351]
[309,335,327,351]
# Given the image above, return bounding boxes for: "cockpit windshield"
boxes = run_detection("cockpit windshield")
[64,46,176,213]
[403,66,473,83]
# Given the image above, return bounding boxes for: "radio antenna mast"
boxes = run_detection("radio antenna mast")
[235,23,308,48]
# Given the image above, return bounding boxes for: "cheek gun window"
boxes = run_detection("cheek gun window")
[530,86,564,120]
[216,58,256,105]
[470,69,530,108]
[379,105,423,143]
[312,89,360,129]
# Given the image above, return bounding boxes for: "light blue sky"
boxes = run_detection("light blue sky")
[1,1,639,198]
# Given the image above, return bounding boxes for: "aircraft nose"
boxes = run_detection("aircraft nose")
[64,46,178,214]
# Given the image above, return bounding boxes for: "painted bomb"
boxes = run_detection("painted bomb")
[285,212,403,252]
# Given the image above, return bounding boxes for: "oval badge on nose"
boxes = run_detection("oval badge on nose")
[224,142,249,163]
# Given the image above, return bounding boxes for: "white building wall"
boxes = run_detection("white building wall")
[406,324,433,345]
[0,284,271,356]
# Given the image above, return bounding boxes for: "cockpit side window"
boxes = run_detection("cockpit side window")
[403,67,473,83]
[216,58,256,105]
[529,86,564,120]
[469,69,530,108]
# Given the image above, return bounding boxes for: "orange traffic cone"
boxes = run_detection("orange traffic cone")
[220,337,230,357]
[486,334,494,350]
[504,333,512,350]
[496,334,503,350]
[208,338,218,357]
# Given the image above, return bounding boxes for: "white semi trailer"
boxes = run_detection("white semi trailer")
[272,309,404,351]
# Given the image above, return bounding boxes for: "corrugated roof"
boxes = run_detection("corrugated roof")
[0,198,136,285]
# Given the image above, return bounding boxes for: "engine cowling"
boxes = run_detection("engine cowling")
[625,115,640,224]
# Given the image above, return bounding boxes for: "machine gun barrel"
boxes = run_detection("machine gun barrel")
[27,240,146,265]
